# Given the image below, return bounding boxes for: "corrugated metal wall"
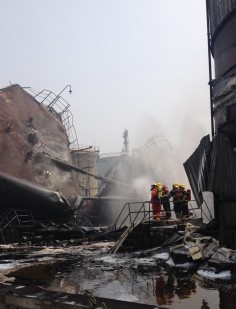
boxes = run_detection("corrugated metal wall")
[209,133,236,195]
[183,135,211,208]
[208,133,236,248]
[185,132,236,247]
[208,0,236,35]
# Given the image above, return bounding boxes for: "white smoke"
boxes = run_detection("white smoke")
[130,132,191,198]
[100,131,191,225]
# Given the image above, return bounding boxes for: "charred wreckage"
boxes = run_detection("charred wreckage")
[0,84,211,248]
[1,1,236,307]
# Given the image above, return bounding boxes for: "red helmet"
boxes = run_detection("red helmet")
[163,185,169,194]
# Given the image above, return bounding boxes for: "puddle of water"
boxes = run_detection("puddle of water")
[3,242,236,308]
[45,251,228,309]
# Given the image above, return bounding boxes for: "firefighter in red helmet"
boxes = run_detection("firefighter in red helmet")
[150,183,162,220]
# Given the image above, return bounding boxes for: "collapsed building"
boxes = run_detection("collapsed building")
[184,0,236,249]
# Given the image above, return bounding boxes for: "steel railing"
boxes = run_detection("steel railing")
[111,199,212,233]
[0,209,36,243]
[25,88,79,149]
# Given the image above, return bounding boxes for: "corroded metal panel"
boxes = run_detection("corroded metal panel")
[0,84,80,200]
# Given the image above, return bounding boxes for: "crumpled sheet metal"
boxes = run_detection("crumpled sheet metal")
[185,235,219,261]
[183,135,211,208]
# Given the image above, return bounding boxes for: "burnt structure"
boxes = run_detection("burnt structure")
[70,145,99,197]
[184,1,236,248]
[0,85,98,220]
[0,84,131,224]
[0,85,80,197]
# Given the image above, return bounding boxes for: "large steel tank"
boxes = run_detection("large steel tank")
[208,0,236,142]
[206,0,236,248]
[0,85,80,204]
[208,0,236,78]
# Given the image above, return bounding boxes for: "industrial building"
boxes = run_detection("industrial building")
[185,0,236,248]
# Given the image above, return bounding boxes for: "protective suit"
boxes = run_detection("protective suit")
[179,184,191,217]
[150,183,162,220]
[170,183,181,218]
[162,185,171,219]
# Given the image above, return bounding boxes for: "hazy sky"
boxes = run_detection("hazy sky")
[0,0,211,165]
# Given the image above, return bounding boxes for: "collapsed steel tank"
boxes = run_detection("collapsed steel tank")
[0,84,81,220]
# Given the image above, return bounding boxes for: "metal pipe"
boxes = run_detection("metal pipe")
[206,0,215,138]
[44,153,131,188]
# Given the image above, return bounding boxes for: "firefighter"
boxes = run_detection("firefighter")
[162,185,171,219]
[179,184,191,218]
[157,182,164,218]
[150,183,162,220]
[169,183,181,219]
